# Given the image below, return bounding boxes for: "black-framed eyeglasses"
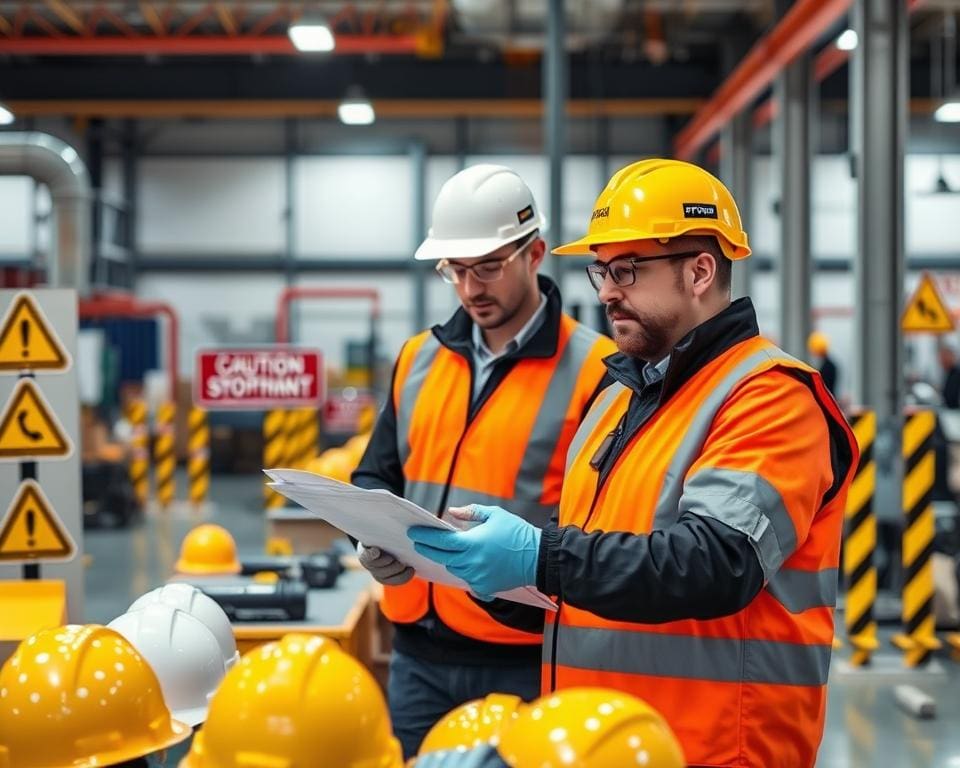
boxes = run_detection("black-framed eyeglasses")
[435,233,537,285]
[585,250,703,292]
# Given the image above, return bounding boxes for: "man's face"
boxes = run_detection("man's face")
[448,239,537,330]
[593,240,698,362]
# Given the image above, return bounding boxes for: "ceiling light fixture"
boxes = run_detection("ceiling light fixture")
[288,18,335,52]
[338,89,375,126]
[835,28,858,51]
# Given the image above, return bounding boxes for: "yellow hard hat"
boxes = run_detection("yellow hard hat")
[180,633,403,768]
[345,433,371,461]
[808,331,830,357]
[420,694,525,755]
[497,688,685,768]
[175,524,242,575]
[553,158,750,261]
[307,447,356,483]
[0,625,191,768]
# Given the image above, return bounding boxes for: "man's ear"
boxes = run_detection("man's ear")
[690,251,717,298]
[528,238,547,271]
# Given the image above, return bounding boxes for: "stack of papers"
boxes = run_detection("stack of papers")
[265,468,556,611]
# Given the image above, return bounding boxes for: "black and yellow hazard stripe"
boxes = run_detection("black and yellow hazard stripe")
[298,407,319,468]
[263,409,287,509]
[892,410,942,666]
[844,410,880,666]
[187,407,209,506]
[153,402,176,509]
[284,408,311,469]
[127,399,149,505]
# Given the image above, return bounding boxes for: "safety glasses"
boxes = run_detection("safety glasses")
[586,250,702,292]
[436,234,537,285]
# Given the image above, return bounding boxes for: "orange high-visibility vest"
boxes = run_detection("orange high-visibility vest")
[383,314,615,644]
[544,335,857,767]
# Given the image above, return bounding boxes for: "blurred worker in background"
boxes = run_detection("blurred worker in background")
[352,164,616,757]
[180,633,403,768]
[807,330,838,397]
[938,341,960,409]
[410,159,858,768]
[0,624,191,768]
[412,688,684,768]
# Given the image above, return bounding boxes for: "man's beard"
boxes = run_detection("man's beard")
[606,301,677,361]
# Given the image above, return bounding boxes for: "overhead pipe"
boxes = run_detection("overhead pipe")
[276,287,381,344]
[0,132,91,295]
[0,34,421,56]
[79,294,180,399]
[674,0,852,160]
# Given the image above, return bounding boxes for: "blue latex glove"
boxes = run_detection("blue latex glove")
[412,745,504,768]
[407,505,541,598]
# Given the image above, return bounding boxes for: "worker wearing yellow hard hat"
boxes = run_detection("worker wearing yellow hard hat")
[0,624,191,768]
[180,633,403,768]
[174,523,241,575]
[807,330,839,396]
[412,688,684,768]
[409,159,858,768]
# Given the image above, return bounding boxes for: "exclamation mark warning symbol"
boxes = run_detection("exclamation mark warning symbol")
[20,319,29,358]
[26,506,35,547]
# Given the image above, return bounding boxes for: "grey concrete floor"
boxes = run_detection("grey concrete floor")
[81,472,960,767]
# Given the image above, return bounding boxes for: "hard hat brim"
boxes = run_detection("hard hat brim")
[414,218,546,261]
[552,227,752,260]
[174,559,242,575]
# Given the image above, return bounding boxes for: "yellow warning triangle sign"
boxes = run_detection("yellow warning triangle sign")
[0,293,70,372]
[0,480,75,562]
[0,379,72,460]
[903,273,956,333]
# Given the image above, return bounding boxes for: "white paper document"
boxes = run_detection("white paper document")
[265,468,556,611]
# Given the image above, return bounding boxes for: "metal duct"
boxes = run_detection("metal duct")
[452,0,625,48]
[0,132,91,295]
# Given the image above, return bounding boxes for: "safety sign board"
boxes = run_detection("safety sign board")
[194,347,324,409]
[0,293,71,372]
[902,273,956,333]
[0,378,72,460]
[0,480,76,562]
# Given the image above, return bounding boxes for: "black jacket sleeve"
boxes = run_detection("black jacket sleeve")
[537,511,765,623]
[350,361,404,497]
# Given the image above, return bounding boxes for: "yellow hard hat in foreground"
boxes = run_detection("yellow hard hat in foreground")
[497,687,685,768]
[419,693,525,755]
[180,633,403,768]
[0,625,190,768]
[175,523,242,575]
[554,158,750,262]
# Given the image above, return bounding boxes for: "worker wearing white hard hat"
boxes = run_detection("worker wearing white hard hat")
[352,164,616,758]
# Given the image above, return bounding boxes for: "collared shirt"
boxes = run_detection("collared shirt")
[470,293,548,401]
[642,354,671,387]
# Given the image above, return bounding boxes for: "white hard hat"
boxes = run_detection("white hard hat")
[108,604,227,727]
[128,583,239,669]
[415,164,547,262]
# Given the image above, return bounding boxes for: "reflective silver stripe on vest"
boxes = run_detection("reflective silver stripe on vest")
[396,334,442,468]
[653,346,788,529]
[564,383,627,475]
[542,622,831,687]
[679,466,798,580]
[766,567,839,613]
[405,480,557,527]
[513,324,607,507]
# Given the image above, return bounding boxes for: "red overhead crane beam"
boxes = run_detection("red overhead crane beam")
[674,0,853,160]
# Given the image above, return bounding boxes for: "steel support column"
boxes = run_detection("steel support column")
[543,0,566,290]
[721,112,753,300]
[776,53,812,358]
[855,0,905,423]
[411,140,428,332]
[854,0,907,527]
[122,119,138,287]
